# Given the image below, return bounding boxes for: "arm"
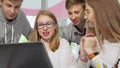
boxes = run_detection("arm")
[80,33,113,68]
[79,33,96,62]
[89,55,113,68]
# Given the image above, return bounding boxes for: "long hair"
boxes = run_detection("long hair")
[29,10,60,52]
[87,0,120,46]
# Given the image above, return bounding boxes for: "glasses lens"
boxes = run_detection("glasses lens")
[37,22,55,29]
[37,24,43,29]
[46,22,54,28]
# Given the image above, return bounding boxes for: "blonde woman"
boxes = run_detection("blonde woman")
[29,10,77,68]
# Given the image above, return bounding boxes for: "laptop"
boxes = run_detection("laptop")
[0,42,53,68]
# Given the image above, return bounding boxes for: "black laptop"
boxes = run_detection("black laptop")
[0,42,53,68]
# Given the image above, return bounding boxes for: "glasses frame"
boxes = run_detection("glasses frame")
[37,22,55,29]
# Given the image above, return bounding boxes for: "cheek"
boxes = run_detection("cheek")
[79,13,84,20]
[88,14,93,22]
[91,15,95,24]
[69,15,72,19]
[77,14,82,19]
[3,7,9,12]
[50,25,57,35]
[75,13,82,18]
[50,27,56,35]
[78,12,83,17]
[15,10,19,14]
[89,17,95,27]
[38,30,42,36]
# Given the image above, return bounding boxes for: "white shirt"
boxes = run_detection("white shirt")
[90,40,120,68]
[47,38,77,68]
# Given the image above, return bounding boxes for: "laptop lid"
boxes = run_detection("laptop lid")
[0,42,53,68]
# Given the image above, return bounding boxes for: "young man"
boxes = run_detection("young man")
[62,0,86,45]
[0,0,32,43]
[62,0,88,68]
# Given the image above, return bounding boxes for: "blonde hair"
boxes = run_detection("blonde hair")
[87,0,120,46]
[29,10,60,52]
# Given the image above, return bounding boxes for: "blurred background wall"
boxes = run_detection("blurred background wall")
[21,0,120,36]
[21,0,68,27]
[21,0,120,27]
[21,0,68,36]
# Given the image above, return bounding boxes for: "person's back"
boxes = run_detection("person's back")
[0,0,32,43]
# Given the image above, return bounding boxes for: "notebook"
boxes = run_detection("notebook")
[0,42,53,68]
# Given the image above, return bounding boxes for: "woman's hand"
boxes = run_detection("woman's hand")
[80,33,97,61]
[80,35,88,62]
[84,36,97,55]
[83,33,97,54]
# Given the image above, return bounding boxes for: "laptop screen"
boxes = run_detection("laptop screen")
[0,42,53,68]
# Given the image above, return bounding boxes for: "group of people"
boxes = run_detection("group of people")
[0,0,120,68]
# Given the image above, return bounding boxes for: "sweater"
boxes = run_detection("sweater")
[0,8,32,43]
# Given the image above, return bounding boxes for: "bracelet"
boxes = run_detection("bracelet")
[88,52,98,60]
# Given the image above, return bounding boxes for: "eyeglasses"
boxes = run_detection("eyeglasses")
[37,22,55,29]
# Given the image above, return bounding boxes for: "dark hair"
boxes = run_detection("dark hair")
[65,0,85,10]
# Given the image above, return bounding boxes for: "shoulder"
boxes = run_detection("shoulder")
[19,10,26,15]
[60,38,68,42]
[59,38,70,46]
[64,23,74,30]
[63,23,74,33]
[17,10,27,19]
[16,10,29,23]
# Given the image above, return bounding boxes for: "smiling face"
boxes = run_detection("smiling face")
[1,0,22,21]
[84,3,95,28]
[37,15,57,42]
[67,4,84,25]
